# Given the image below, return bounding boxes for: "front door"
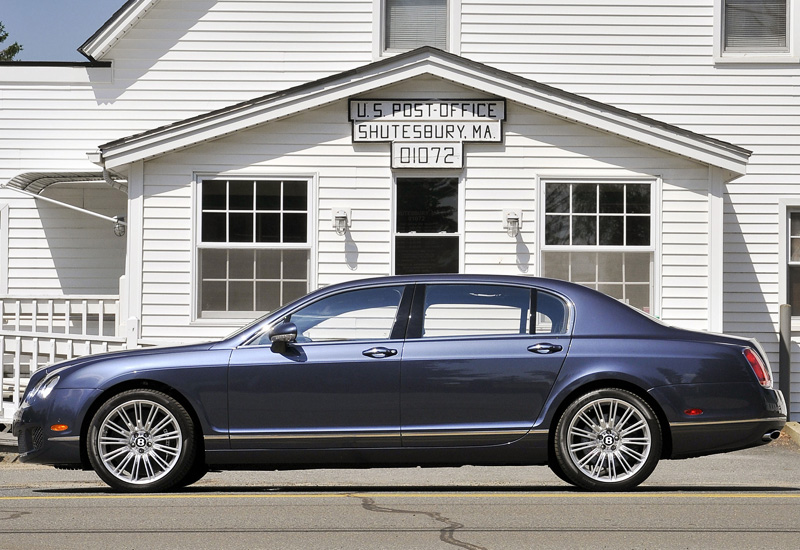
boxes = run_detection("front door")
[228,284,411,449]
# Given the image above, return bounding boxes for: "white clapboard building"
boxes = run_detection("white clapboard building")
[0,0,798,422]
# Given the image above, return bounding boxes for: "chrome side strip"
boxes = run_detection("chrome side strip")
[403,430,529,438]
[669,417,785,428]
[226,428,548,441]
[48,436,80,442]
[203,435,230,441]
[229,432,398,441]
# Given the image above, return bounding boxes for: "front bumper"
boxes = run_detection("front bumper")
[12,388,99,466]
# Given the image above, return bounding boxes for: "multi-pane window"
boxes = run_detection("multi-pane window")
[723,0,788,52]
[542,182,653,313]
[788,213,800,310]
[395,177,459,274]
[198,179,309,318]
[385,0,448,51]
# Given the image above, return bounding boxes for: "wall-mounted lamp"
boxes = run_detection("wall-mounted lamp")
[502,209,522,238]
[332,208,351,236]
[113,216,126,237]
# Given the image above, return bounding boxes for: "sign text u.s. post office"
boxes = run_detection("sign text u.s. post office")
[349,99,505,169]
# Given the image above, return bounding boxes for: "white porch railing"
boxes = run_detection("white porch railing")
[0,296,126,425]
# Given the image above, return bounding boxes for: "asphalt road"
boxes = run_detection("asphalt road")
[1,435,800,550]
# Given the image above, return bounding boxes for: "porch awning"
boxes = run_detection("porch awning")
[4,171,128,195]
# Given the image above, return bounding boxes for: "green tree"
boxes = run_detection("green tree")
[0,21,23,61]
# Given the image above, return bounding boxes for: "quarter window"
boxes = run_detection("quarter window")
[385,0,448,51]
[723,0,788,52]
[198,179,310,318]
[542,182,654,313]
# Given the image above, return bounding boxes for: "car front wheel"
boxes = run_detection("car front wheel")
[553,388,662,491]
[87,389,196,492]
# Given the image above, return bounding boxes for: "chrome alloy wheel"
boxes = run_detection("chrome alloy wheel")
[565,397,652,483]
[96,399,183,485]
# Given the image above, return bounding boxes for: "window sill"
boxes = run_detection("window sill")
[715,53,799,64]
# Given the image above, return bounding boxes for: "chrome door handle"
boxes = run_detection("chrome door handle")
[528,343,563,354]
[362,347,398,358]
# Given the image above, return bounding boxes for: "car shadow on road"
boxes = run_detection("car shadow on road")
[34,484,800,495]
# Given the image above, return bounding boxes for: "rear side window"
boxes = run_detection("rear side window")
[420,284,568,338]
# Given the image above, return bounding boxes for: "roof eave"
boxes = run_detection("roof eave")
[98,47,751,176]
[78,0,161,61]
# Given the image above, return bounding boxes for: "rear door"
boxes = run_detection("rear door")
[400,283,571,447]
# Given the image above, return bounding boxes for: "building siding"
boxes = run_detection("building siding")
[1,184,126,295]
[0,0,797,412]
[137,85,712,341]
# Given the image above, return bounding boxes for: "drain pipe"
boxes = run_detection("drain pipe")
[779,304,792,421]
[103,167,128,193]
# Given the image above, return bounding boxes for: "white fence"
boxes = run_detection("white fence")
[0,296,126,425]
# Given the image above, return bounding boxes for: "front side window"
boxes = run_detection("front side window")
[542,181,654,313]
[395,177,459,274]
[420,284,568,338]
[198,179,310,318]
[723,0,788,52]
[289,286,406,342]
[385,0,448,51]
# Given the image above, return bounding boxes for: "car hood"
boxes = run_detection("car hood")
[28,342,219,389]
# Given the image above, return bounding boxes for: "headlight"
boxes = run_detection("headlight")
[38,376,60,399]
[26,375,60,402]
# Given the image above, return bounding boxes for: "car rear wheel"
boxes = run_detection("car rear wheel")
[553,388,662,491]
[87,389,196,492]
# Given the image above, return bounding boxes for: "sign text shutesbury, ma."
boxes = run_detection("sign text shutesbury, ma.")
[350,99,505,168]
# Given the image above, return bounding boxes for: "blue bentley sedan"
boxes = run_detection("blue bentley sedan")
[13,275,786,491]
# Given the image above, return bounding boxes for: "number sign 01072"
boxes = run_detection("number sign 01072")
[392,142,463,169]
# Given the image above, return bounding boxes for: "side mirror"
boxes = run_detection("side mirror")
[269,322,297,353]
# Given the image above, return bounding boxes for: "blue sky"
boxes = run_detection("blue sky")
[2,1,123,61]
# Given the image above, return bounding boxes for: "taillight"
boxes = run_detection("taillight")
[743,348,773,389]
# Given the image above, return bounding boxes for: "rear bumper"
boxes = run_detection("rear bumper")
[648,383,787,458]
[669,416,786,459]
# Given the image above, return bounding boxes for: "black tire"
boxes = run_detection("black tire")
[554,388,662,491]
[87,389,196,492]
[548,456,575,486]
[175,458,209,489]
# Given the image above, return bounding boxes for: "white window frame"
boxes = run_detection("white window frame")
[0,204,8,295]
[779,198,800,327]
[715,0,799,63]
[391,171,464,275]
[538,177,660,317]
[373,0,461,59]
[192,174,317,324]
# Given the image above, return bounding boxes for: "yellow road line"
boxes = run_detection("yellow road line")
[1,491,799,502]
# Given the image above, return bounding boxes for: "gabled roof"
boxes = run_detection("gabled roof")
[97,47,751,175]
[79,0,160,61]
